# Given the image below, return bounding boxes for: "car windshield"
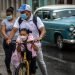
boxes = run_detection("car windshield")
[52,9,75,19]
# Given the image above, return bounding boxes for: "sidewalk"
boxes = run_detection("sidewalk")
[0,43,7,75]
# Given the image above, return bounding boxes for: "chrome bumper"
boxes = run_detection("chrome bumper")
[63,39,75,44]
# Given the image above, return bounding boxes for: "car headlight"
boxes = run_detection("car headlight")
[69,26,74,31]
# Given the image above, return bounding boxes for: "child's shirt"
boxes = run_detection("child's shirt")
[16,33,41,57]
[11,33,41,68]
[11,50,21,68]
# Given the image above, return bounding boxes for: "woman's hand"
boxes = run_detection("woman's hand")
[4,35,9,40]
[6,38,11,44]
[31,43,38,51]
[34,37,42,42]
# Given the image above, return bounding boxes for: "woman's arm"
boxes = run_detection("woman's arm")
[1,25,8,40]
[31,43,38,51]
[39,27,46,40]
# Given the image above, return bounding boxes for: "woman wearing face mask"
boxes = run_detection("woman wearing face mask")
[1,7,19,75]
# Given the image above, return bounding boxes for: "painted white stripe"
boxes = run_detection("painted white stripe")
[44,54,67,63]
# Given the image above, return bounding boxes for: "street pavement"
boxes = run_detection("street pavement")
[1,38,75,75]
[0,42,7,75]
[43,45,75,75]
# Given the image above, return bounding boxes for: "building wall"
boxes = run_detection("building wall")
[0,0,75,18]
[0,0,27,18]
[0,0,55,17]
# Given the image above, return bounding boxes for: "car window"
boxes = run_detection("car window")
[35,11,43,19]
[35,10,51,20]
[52,9,75,19]
[42,11,51,20]
[71,10,75,16]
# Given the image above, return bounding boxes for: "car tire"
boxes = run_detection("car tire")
[55,35,64,50]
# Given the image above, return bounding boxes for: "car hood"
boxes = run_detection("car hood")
[51,16,75,25]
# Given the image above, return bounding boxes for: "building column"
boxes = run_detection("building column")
[1,0,3,10]
[16,0,19,9]
[19,0,26,6]
[0,0,1,17]
[3,0,7,10]
[27,0,32,8]
[21,0,24,4]
[3,0,5,11]
[13,0,17,16]
[11,0,14,7]
[17,0,21,7]
[64,0,67,4]
[23,0,26,3]
[7,0,9,8]
[51,0,56,4]
[0,0,1,10]
[72,0,75,4]
[44,0,48,5]
[9,0,11,7]
[39,0,44,6]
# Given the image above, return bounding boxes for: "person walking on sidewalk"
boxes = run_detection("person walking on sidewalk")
[1,7,19,75]
[6,4,48,75]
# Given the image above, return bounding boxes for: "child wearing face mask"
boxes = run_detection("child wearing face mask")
[11,28,40,75]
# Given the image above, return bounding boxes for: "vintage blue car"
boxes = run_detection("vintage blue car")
[34,5,75,49]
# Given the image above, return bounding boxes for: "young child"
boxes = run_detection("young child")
[11,28,40,75]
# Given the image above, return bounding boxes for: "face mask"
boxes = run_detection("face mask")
[20,36,27,41]
[6,15,13,20]
[20,14,28,20]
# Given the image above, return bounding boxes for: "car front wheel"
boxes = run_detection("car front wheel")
[56,35,64,50]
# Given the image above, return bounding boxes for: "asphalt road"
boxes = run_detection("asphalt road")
[43,44,75,75]
[1,38,75,75]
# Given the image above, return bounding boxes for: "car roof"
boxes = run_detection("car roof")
[35,5,75,11]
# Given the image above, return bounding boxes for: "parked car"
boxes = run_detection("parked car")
[34,5,75,49]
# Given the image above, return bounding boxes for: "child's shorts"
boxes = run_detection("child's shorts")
[30,57,36,74]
